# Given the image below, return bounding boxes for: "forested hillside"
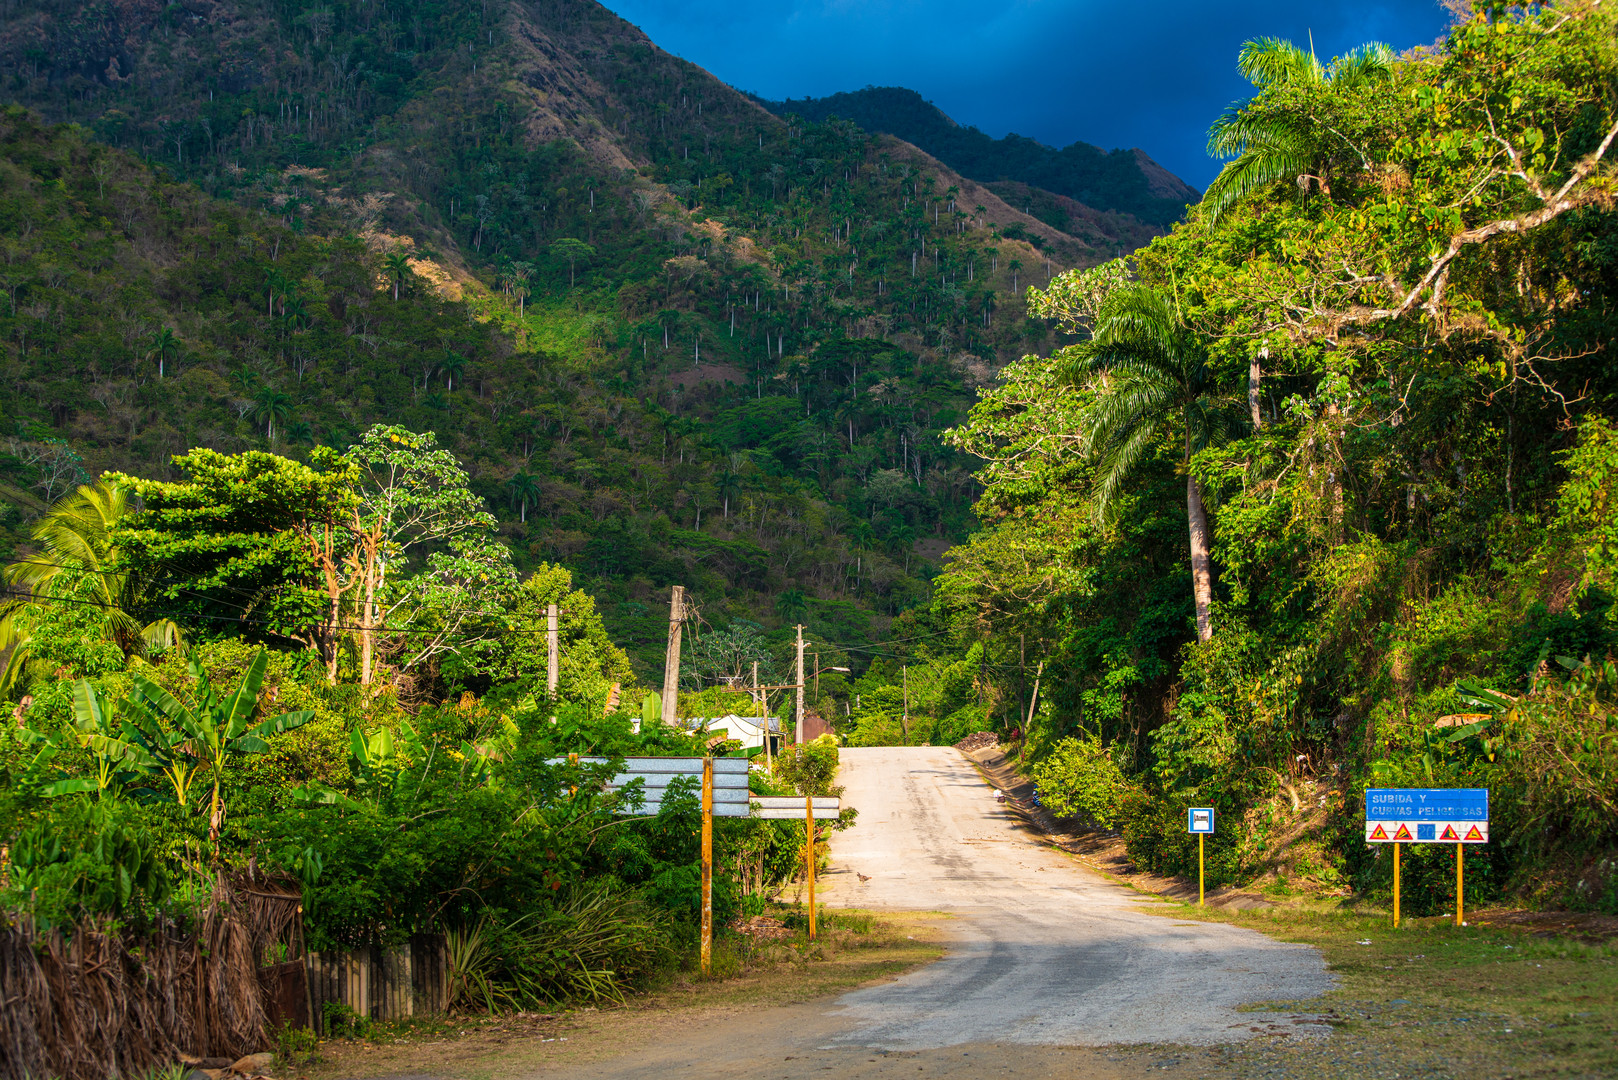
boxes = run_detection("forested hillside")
[765,86,1199,230]
[0,0,1134,678]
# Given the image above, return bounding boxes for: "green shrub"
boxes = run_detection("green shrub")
[1029,736,1132,826]
[496,884,672,1004]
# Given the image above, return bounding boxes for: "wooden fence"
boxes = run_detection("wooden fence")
[306,935,447,1032]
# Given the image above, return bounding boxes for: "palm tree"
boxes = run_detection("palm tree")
[847,520,875,586]
[1204,37,1395,224]
[507,470,540,523]
[383,250,411,301]
[717,471,742,520]
[1079,285,1237,642]
[775,588,808,624]
[0,483,182,696]
[147,325,178,379]
[253,386,293,439]
[264,268,287,317]
[509,261,533,314]
[886,524,919,573]
[442,352,468,391]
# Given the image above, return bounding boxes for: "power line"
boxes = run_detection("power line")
[1,587,564,639]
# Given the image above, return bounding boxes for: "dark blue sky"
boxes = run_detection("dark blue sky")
[598,0,1453,189]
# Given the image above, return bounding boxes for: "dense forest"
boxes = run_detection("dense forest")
[1,0,1616,1037]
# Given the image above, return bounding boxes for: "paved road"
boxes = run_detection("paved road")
[373,746,1334,1080]
[820,746,1331,1048]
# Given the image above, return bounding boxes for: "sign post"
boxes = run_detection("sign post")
[575,759,834,968]
[1365,788,1488,928]
[752,796,839,939]
[1393,841,1401,928]
[700,756,713,975]
[805,793,817,941]
[1456,842,1464,928]
[1187,808,1215,906]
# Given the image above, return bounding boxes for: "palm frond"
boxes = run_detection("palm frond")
[1237,37,1323,89]
[1206,107,1311,159]
[1329,42,1395,88]
[1203,134,1315,223]
[1092,418,1165,524]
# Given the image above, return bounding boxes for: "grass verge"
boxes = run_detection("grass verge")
[293,907,948,1080]
[1127,896,1618,1080]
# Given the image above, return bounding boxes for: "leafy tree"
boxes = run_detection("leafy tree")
[311,426,518,685]
[682,621,777,690]
[107,451,355,659]
[549,238,595,287]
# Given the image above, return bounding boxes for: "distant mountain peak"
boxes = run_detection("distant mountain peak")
[761,86,1198,229]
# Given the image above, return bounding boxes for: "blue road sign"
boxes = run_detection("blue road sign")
[1187,807,1215,834]
[1365,788,1489,844]
[1365,788,1488,821]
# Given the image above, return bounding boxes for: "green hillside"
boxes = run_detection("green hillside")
[763,86,1198,229]
[0,0,1117,679]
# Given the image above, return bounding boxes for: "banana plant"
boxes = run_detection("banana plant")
[121,649,313,843]
[16,680,149,799]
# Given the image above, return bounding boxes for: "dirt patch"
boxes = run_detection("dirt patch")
[962,745,1275,910]
[1467,906,1618,942]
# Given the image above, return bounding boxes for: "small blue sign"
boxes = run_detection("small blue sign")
[1417,823,1436,841]
[1187,807,1215,834]
[1365,788,1489,822]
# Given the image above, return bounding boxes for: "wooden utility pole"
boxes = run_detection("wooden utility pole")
[1021,661,1045,766]
[546,602,559,695]
[794,624,806,744]
[661,586,684,727]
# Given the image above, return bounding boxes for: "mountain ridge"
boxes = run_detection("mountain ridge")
[762,86,1197,229]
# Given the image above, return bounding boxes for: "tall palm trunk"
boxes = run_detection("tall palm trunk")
[1187,473,1215,642]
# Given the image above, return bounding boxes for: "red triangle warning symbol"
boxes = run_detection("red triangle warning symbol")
[1464,825,1484,841]
[1440,824,1460,841]
[1369,824,1388,840]
[1393,823,1413,840]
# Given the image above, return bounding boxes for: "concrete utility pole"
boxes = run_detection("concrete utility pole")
[794,624,806,744]
[660,585,684,726]
[901,665,909,744]
[546,602,559,695]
